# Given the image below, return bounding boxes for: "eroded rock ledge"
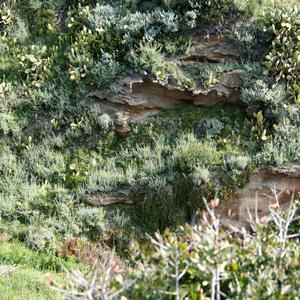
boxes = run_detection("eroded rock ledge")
[89,69,245,121]
[88,35,244,121]
[217,164,300,228]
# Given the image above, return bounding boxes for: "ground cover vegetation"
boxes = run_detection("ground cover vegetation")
[0,0,299,298]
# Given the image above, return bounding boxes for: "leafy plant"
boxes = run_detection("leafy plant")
[90,52,124,87]
[241,76,285,107]
[0,3,13,36]
[19,45,50,87]
[129,41,166,75]
[229,20,265,59]
[263,6,300,102]
[196,118,224,139]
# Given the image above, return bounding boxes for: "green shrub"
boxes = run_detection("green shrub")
[181,60,253,89]
[129,41,166,75]
[241,76,285,107]
[23,145,66,183]
[229,21,266,59]
[262,6,300,102]
[196,118,224,139]
[174,134,221,172]
[0,111,20,136]
[226,155,250,172]
[66,2,180,84]
[163,0,243,27]
[0,3,13,36]
[0,241,78,271]
[7,14,29,43]
[126,208,300,299]
[254,126,300,165]
[191,165,210,185]
[90,52,124,87]
[98,113,112,130]
[25,226,55,251]
[75,207,106,240]
[234,0,259,15]
[19,45,51,87]
[60,197,300,298]
[0,147,17,175]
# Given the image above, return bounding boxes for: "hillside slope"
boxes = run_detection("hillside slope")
[0,0,299,298]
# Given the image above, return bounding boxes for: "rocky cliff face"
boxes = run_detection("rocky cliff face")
[217,165,300,228]
[87,35,300,229]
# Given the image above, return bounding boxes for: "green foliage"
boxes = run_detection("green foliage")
[263,6,300,102]
[126,205,300,299]
[90,52,124,87]
[65,2,181,84]
[129,42,166,75]
[0,1,300,296]
[23,144,66,183]
[162,0,242,28]
[241,75,285,107]
[234,0,260,15]
[196,118,224,139]
[60,197,300,299]
[254,125,300,165]
[225,155,250,172]
[229,21,266,59]
[75,207,106,240]
[190,165,210,185]
[0,111,20,136]
[25,226,56,251]
[0,267,62,300]
[19,45,51,87]
[0,241,78,271]
[174,134,222,172]
[0,3,13,36]
[181,60,256,89]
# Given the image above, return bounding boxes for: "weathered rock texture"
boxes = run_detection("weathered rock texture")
[216,164,300,228]
[181,36,240,62]
[85,188,135,206]
[89,35,244,121]
[86,37,300,230]
[114,112,131,136]
[89,69,245,121]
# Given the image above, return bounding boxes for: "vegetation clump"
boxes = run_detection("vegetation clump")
[0,0,299,298]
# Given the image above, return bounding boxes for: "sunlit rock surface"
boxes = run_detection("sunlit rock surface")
[217,164,300,228]
[89,69,244,121]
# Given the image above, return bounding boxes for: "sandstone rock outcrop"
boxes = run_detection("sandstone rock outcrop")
[88,35,243,121]
[89,69,245,121]
[216,164,300,229]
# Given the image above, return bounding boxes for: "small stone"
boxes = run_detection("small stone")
[114,112,131,137]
